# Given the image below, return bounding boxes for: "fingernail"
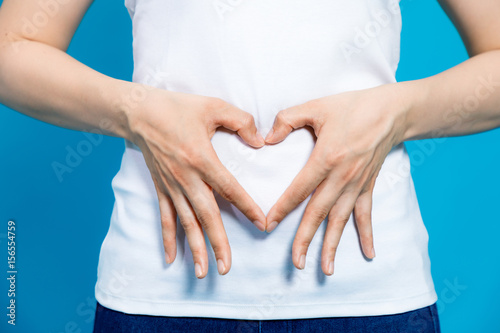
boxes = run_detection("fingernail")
[266,221,279,233]
[371,247,376,258]
[217,259,225,275]
[195,263,203,278]
[265,128,275,142]
[298,254,306,270]
[327,261,334,275]
[254,220,266,232]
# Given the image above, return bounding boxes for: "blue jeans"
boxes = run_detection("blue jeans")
[93,302,440,333]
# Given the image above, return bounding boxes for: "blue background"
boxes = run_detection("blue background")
[0,0,499,332]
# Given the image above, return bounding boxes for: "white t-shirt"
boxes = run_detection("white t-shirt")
[95,0,437,319]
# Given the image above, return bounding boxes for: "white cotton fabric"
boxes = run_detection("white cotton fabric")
[95,0,437,319]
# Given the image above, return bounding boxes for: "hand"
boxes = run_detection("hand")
[264,84,409,275]
[127,88,267,279]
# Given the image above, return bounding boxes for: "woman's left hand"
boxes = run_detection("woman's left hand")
[264,83,411,276]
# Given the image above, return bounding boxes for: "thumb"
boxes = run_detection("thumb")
[212,102,265,148]
[265,103,319,144]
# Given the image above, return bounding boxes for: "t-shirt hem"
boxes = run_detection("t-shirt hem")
[95,285,438,320]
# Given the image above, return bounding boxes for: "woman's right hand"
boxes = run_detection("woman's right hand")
[127,88,266,279]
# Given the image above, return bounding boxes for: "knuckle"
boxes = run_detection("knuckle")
[245,207,260,220]
[179,218,198,233]
[218,177,236,201]
[162,235,176,250]
[306,98,324,111]
[238,112,253,129]
[211,242,229,256]
[361,231,373,243]
[356,210,372,224]
[273,204,289,221]
[275,110,288,125]
[326,243,338,253]
[308,155,328,176]
[190,247,205,258]
[196,209,218,228]
[162,227,175,240]
[167,163,188,184]
[330,215,350,226]
[306,205,329,224]
[344,161,364,182]
[294,238,311,250]
[324,150,344,169]
[189,190,206,205]
[175,145,210,171]
[359,185,371,195]
[292,185,312,203]
[160,214,174,228]
[206,97,227,112]
[236,204,258,221]
[190,152,209,170]
[174,146,194,166]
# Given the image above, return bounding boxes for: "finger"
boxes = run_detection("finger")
[143,157,179,265]
[199,143,267,232]
[266,150,327,232]
[265,101,323,144]
[211,101,265,148]
[153,181,178,264]
[166,182,210,279]
[181,177,232,276]
[353,179,376,259]
[291,176,342,270]
[321,192,359,276]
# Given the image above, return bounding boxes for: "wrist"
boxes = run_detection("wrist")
[394,79,430,143]
[373,82,412,147]
[102,79,158,143]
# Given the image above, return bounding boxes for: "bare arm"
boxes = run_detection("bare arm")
[263,0,500,275]
[401,0,500,140]
[0,0,132,138]
[0,0,267,278]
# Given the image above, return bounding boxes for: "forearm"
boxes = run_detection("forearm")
[0,38,139,140]
[400,49,500,142]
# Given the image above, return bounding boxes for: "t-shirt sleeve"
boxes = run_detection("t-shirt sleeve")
[124,0,136,18]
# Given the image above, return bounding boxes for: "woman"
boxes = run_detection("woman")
[0,0,498,332]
